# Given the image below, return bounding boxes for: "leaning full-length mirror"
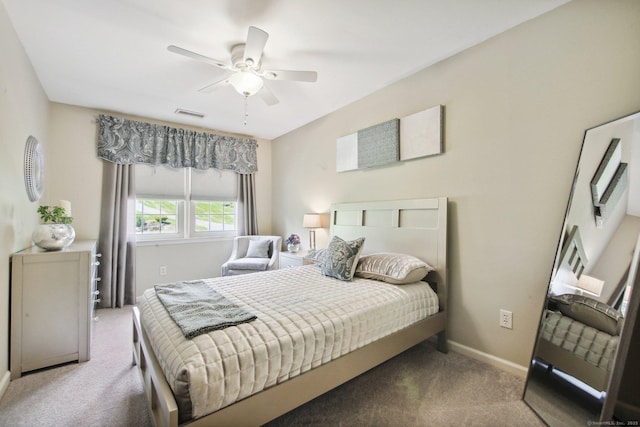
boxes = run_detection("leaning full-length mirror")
[524,111,640,426]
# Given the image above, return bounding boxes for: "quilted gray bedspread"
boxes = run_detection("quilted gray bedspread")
[138,265,439,421]
[540,310,619,371]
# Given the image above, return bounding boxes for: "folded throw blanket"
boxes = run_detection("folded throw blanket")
[154,280,257,339]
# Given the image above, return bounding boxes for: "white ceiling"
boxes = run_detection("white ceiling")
[3,0,569,140]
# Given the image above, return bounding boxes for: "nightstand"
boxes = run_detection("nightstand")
[279,250,317,268]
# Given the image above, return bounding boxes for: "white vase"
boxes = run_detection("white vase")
[287,243,300,253]
[32,224,76,251]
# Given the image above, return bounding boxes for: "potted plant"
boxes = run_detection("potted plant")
[32,205,75,251]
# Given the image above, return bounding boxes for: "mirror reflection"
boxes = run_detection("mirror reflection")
[524,111,640,426]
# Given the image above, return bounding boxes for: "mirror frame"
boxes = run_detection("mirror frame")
[523,110,640,424]
[23,135,44,202]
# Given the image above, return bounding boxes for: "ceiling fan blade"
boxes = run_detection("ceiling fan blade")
[244,26,269,67]
[197,76,231,94]
[261,69,317,82]
[258,85,279,106]
[167,45,231,70]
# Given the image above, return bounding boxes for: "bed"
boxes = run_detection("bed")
[132,197,448,427]
[534,226,623,392]
[535,303,621,391]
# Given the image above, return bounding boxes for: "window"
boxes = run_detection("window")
[193,201,236,233]
[136,200,180,236]
[134,165,237,241]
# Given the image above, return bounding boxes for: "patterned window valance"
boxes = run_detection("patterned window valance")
[97,114,258,174]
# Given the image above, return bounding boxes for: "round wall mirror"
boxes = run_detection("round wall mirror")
[24,135,44,202]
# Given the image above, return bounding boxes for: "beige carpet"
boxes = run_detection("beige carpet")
[266,339,543,427]
[0,306,544,426]
[0,307,151,427]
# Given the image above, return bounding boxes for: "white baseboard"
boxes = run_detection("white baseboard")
[0,370,10,401]
[448,340,529,379]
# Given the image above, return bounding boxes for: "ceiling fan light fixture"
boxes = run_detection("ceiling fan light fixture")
[228,71,263,96]
[168,26,316,106]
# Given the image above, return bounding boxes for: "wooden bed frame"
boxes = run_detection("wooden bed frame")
[132,197,448,427]
[535,337,610,392]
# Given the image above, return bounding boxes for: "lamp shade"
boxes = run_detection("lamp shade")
[303,213,321,228]
[576,274,605,297]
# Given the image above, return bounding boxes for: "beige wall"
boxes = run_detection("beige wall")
[271,0,640,367]
[0,3,50,392]
[47,104,104,238]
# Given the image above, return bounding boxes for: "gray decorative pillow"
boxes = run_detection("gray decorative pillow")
[321,236,365,281]
[355,253,433,284]
[246,239,271,258]
[306,248,328,265]
[551,294,624,336]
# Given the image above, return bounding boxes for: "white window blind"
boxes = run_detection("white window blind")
[190,168,237,201]
[135,165,185,198]
[134,165,237,200]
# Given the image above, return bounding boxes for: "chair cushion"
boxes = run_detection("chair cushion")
[225,258,270,271]
[246,239,272,258]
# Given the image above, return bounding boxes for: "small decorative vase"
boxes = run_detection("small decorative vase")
[32,224,76,251]
[287,243,300,253]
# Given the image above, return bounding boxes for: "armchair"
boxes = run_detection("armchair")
[221,235,282,276]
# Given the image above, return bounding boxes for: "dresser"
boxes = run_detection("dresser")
[10,240,100,378]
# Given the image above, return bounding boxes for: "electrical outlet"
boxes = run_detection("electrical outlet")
[500,309,513,329]
[159,266,167,276]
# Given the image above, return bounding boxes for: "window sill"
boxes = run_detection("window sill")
[135,236,235,247]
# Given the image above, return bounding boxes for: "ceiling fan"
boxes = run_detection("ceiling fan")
[168,26,318,106]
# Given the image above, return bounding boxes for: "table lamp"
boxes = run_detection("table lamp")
[303,213,321,251]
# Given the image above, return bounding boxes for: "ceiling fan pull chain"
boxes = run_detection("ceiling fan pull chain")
[243,94,249,126]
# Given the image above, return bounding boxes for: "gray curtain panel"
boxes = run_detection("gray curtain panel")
[97,114,258,174]
[237,173,258,236]
[98,161,136,308]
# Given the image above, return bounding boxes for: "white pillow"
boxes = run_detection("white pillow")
[355,253,433,284]
[245,239,271,258]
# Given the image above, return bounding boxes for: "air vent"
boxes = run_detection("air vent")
[174,108,205,118]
